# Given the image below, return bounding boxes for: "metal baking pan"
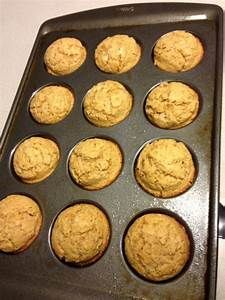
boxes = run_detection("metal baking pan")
[0,3,224,299]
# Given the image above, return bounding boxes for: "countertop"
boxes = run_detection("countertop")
[0,0,224,299]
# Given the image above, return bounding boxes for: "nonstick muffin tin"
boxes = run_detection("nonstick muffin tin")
[0,3,224,300]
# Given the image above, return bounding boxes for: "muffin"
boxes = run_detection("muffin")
[0,194,42,253]
[95,34,141,73]
[153,30,204,72]
[30,85,75,124]
[83,80,133,127]
[44,37,86,76]
[69,138,122,190]
[51,203,110,265]
[13,137,60,183]
[135,139,195,197]
[124,213,190,281]
[145,82,199,129]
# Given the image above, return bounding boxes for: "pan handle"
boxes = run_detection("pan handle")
[219,203,225,239]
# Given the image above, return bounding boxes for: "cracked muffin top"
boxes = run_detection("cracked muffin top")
[95,34,141,73]
[51,203,110,265]
[44,37,86,76]
[135,139,195,198]
[0,194,42,253]
[30,85,75,124]
[13,137,60,183]
[69,138,122,190]
[153,30,204,72]
[145,81,199,129]
[124,213,190,281]
[83,80,133,127]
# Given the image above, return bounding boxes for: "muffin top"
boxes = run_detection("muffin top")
[13,137,60,183]
[30,85,74,124]
[51,203,110,264]
[154,30,204,72]
[145,82,199,129]
[44,37,86,76]
[83,80,133,127]
[69,138,122,190]
[95,34,141,73]
[0,195,42,253]
[125,213,190,281]
[135,139,195,197]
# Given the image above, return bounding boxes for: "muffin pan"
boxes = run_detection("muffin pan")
[0,3,224,300]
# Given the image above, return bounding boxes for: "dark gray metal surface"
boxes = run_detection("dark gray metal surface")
[0,3,223,300]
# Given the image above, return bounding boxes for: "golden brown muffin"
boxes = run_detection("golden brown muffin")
[153,30,204,72]
[44,37,86,76]
[0,195,42,253]
[69,138,122,190]
[13,137,60,183]
[30,85,75,124]
[83,80,133,127]
[135,139,195,197]
[124,213,190,281]
[145,82,199,129]
[95,34,141,73]
[51,203,110,265]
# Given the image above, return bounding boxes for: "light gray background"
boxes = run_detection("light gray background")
[0,0,224,299]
